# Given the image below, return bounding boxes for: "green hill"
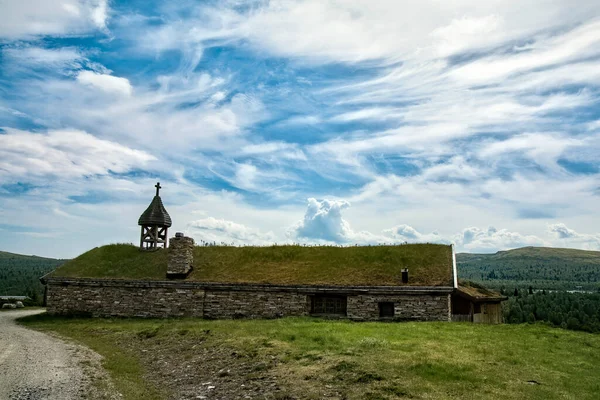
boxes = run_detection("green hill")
[456,246,600,291]
[0,251,67,302]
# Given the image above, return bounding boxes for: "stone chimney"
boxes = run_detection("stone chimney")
[167,233,194,279]
[401,268,409,284]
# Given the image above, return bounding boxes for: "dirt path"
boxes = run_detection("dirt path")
[0,309,117,400]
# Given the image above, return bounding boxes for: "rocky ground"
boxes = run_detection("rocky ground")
[0,309,120,400]
[118,329,293,400]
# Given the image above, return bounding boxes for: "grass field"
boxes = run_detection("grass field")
[19,315,600,400]
[51,243,453,286]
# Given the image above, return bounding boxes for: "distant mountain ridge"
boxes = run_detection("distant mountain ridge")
[0,251,67,301]
[456,246,600,291]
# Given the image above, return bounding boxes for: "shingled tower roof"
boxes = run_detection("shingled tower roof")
[138,182,172,227]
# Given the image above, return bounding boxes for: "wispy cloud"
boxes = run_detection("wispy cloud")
[1,0,600,257]
[0,128,155,182]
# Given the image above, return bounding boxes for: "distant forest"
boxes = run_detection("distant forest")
[456,246,600,292]
[0,251,66,304]
[503,291,600,333]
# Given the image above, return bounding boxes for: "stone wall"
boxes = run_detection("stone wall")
[347,294,451,321]
[46,278,453,321]
[203,290,309,319]
[47,280,205,318]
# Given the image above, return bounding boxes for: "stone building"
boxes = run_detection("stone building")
[41,185,505,322]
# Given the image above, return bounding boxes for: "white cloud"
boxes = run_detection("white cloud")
[2,0,600,259]
[430,15,504,57]
[479,132,583,171]
[233,163,259,191]
[456,226,547,252]
[291,198,355,243]
[138,1,600,66]
[76,71,133,96]
[548,223,600,250]
[0,128,155,181]
[290,198,446,245]
[239,142,305,160]
[549,223,578,239]
[383,224,447,244]
[188,217,275,245]
[451,19,600,84]
[7,67,267,153]
[2,47,84,69]
[0,0,109,39]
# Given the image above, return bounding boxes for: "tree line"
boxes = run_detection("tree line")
[0,252,65,304]
[503,290,600,333]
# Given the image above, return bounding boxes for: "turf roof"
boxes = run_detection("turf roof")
[51,243,454,287]
[456,281,507,302]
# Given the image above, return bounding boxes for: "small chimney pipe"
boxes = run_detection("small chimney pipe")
[401,268,409,284]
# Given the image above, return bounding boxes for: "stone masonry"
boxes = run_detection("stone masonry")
[203,290,310,319]
[167,234,194,278]
[45,278,453,321]
[347,294,451,321]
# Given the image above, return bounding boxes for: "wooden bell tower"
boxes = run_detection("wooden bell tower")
[138,182,172,250]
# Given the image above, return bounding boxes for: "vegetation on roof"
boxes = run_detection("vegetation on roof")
[51,243,453,286]
[457,280,506,300]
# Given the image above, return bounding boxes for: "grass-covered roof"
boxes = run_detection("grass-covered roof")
[456,281,507,302]
[51,243,454,287]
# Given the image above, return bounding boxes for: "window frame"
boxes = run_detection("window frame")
[310,295,347,316]
[379,302,395,318]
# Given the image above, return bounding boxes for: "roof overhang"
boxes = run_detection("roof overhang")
[454,286,508,303]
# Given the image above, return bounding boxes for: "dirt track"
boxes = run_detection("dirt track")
[0,309,115,400]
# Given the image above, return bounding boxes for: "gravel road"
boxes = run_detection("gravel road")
[0,309,117,400]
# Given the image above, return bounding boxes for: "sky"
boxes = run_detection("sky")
[1,0,600,258]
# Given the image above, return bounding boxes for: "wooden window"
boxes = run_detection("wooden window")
[379,302,395,318]
[311,295,347,315]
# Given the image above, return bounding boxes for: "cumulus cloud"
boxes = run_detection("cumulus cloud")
[188,217,275,245]
[292,198,354,242]
[549,223,578,239]
[457,226,546,252]
[76,71,133,96]
[548,223,600,250]
[383,224,447,244]
[291,198,447,245]
[0,128,155,182]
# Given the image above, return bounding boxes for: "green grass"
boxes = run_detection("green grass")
[19,315,600,400]
[51,243,453,286]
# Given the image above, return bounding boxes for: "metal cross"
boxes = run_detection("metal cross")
[155,182,161,196]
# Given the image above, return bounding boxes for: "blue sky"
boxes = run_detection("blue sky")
[1,0,600,258]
